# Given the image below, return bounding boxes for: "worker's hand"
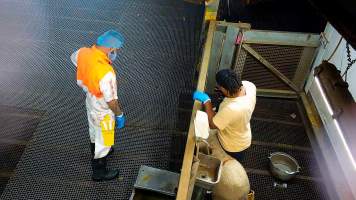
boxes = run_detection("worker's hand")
[193,91,211,104]
[116,114,125,129]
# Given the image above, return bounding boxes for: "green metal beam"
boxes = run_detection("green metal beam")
[257,88,298,99]
[219,26,239,70]
[244,30,320,47]
[206,31,225,93]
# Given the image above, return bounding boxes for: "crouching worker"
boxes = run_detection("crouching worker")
[193,69,256,161]
[71,30,126,181]
[193,69,256,200]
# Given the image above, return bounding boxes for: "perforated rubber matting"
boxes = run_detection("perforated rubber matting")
[249,173,328,200]
[242,97,327,200]
[0,0,203,199]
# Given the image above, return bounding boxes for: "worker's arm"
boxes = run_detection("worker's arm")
[107,99,123,116]
[202,100,218,129]
[193,91,218,129]
[100,72,120,112]
[99,72,125,128]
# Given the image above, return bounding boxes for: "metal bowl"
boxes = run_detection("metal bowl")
[269,152,301,181]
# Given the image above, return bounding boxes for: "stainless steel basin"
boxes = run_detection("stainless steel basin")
[269,152,301,181]
[196,153,222,190]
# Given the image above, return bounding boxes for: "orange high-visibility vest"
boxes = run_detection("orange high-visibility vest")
[77,45,115,98]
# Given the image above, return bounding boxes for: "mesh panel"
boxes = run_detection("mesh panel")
[241,44,303,90]
[234,47,247,80]
[250,44,303,80]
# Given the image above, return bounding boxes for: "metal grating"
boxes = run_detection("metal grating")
[241,44,304,90]
[0,0,203,199]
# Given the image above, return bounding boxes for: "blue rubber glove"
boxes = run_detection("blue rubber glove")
[116,114,125,129]
[193,91,211,104]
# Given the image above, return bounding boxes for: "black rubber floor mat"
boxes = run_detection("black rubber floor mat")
[251,118,311,147]
[253,97,303,123]
[248,173,328,200]
[2,127,175,200]
[0,106,43,196]
[0,178,9,196]
[0,0,203,199]
[241,144,320,178]
[169,132,188,173]
[0,145,26,171]
[0,0,203,130]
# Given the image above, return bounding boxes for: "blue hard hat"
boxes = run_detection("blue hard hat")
[96,30,124,48]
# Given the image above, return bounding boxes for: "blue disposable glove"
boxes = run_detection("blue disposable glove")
[193,91,211,104]
[116,113,125,129]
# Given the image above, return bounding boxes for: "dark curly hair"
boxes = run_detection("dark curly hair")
[215,69,242,95]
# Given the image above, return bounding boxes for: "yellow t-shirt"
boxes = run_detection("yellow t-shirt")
[213,81,256,152]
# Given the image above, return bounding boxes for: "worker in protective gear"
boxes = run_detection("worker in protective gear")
[70,30,125,181]
[193,69,256,162]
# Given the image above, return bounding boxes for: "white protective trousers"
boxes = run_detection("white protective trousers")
[86,93,115,159]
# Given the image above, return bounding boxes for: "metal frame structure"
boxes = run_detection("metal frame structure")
[176,21,216,200]
[177,20,327,200]
[204,22,319,97]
